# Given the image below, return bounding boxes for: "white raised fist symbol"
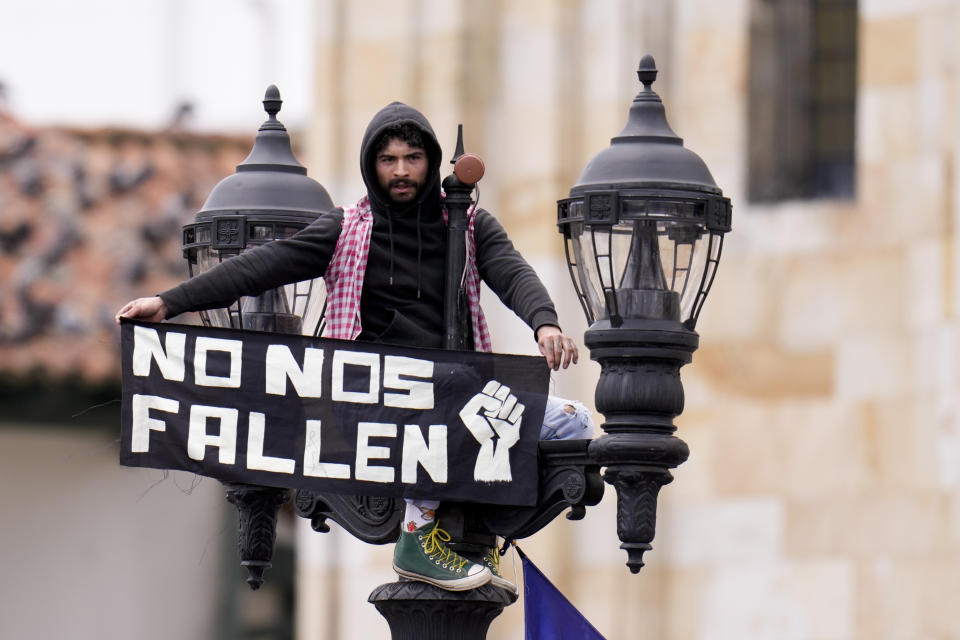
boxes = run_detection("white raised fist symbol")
[459,380,525,482]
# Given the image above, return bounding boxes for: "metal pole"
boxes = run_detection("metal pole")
[442,124,483,350]
[371,125,511,640]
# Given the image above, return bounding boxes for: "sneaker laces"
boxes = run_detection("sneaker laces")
[422,524,469,571]
[484,547,501,576]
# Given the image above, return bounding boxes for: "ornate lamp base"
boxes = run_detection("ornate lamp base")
[224,482,290,590]
[585,318,698,572]
[369,581,517,640]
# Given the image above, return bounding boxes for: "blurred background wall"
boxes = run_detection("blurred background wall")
[2,0,956,639]
[0,2,308,638]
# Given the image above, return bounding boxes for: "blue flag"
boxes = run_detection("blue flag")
[519,547,606,640]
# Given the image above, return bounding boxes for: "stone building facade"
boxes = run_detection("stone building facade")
[297,1,960,639]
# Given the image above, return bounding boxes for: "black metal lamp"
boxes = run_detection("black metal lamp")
[558,55,732,572]
[180,86,335,589]
[182,85,334,335]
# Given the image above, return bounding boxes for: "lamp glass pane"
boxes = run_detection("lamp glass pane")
[606,216,708,322]
[665,220,709,321]
[621,199,698,220]
[275,224,328,335]
[195,246,232,327]
[569,221,606,322]
[249,224,274,241]
[688,230,724,324]
[289,277,327,336]
[239,286,301,333]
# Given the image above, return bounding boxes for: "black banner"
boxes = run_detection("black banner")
[119,320,549,506]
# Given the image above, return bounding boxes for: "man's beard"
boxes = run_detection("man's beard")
[387,178,420,204]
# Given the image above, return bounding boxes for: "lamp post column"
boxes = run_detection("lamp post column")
[585,320,696,572]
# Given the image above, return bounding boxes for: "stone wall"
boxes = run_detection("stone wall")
[299,1,960,639]
[663,0,960,638]
[0,427,227,640]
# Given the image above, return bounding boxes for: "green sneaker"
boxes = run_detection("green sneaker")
[484,546,518,594]
[393,523,491,591]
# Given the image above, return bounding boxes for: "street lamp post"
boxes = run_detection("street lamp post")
[172,56,730,636]
[557,55,732,572]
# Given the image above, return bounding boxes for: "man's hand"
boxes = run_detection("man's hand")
[459,380,525,482]
[115,296,168,325]
[536,325,579,370]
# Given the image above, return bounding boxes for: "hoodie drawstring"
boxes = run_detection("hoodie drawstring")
[416,203,422,299]
[384,204,422,297]
[386,210,395,286]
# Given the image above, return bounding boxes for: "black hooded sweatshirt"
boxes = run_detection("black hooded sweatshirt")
[159,102,559,349]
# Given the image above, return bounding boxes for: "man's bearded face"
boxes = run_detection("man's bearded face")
[375,137,428,204]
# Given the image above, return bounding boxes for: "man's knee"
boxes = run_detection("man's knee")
[539,396,594,440]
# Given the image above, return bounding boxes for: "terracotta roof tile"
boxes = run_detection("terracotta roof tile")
[0,112,252,381]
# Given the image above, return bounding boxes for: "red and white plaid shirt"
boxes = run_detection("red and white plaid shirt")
[322,196,373,343]
[323,195,492,352]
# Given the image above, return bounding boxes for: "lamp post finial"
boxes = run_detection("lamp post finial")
[637,55,658,90]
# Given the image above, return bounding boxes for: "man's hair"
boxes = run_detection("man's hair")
[373,123,426,155]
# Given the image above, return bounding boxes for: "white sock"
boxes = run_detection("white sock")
[402,498,440,533]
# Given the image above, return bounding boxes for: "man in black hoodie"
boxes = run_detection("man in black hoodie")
[117,102,582,591]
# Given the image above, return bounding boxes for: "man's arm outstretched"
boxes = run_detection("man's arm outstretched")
[473,210,579,370]
[114,209,343,325]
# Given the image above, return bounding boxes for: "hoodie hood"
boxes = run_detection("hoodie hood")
[360,101,444,216]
